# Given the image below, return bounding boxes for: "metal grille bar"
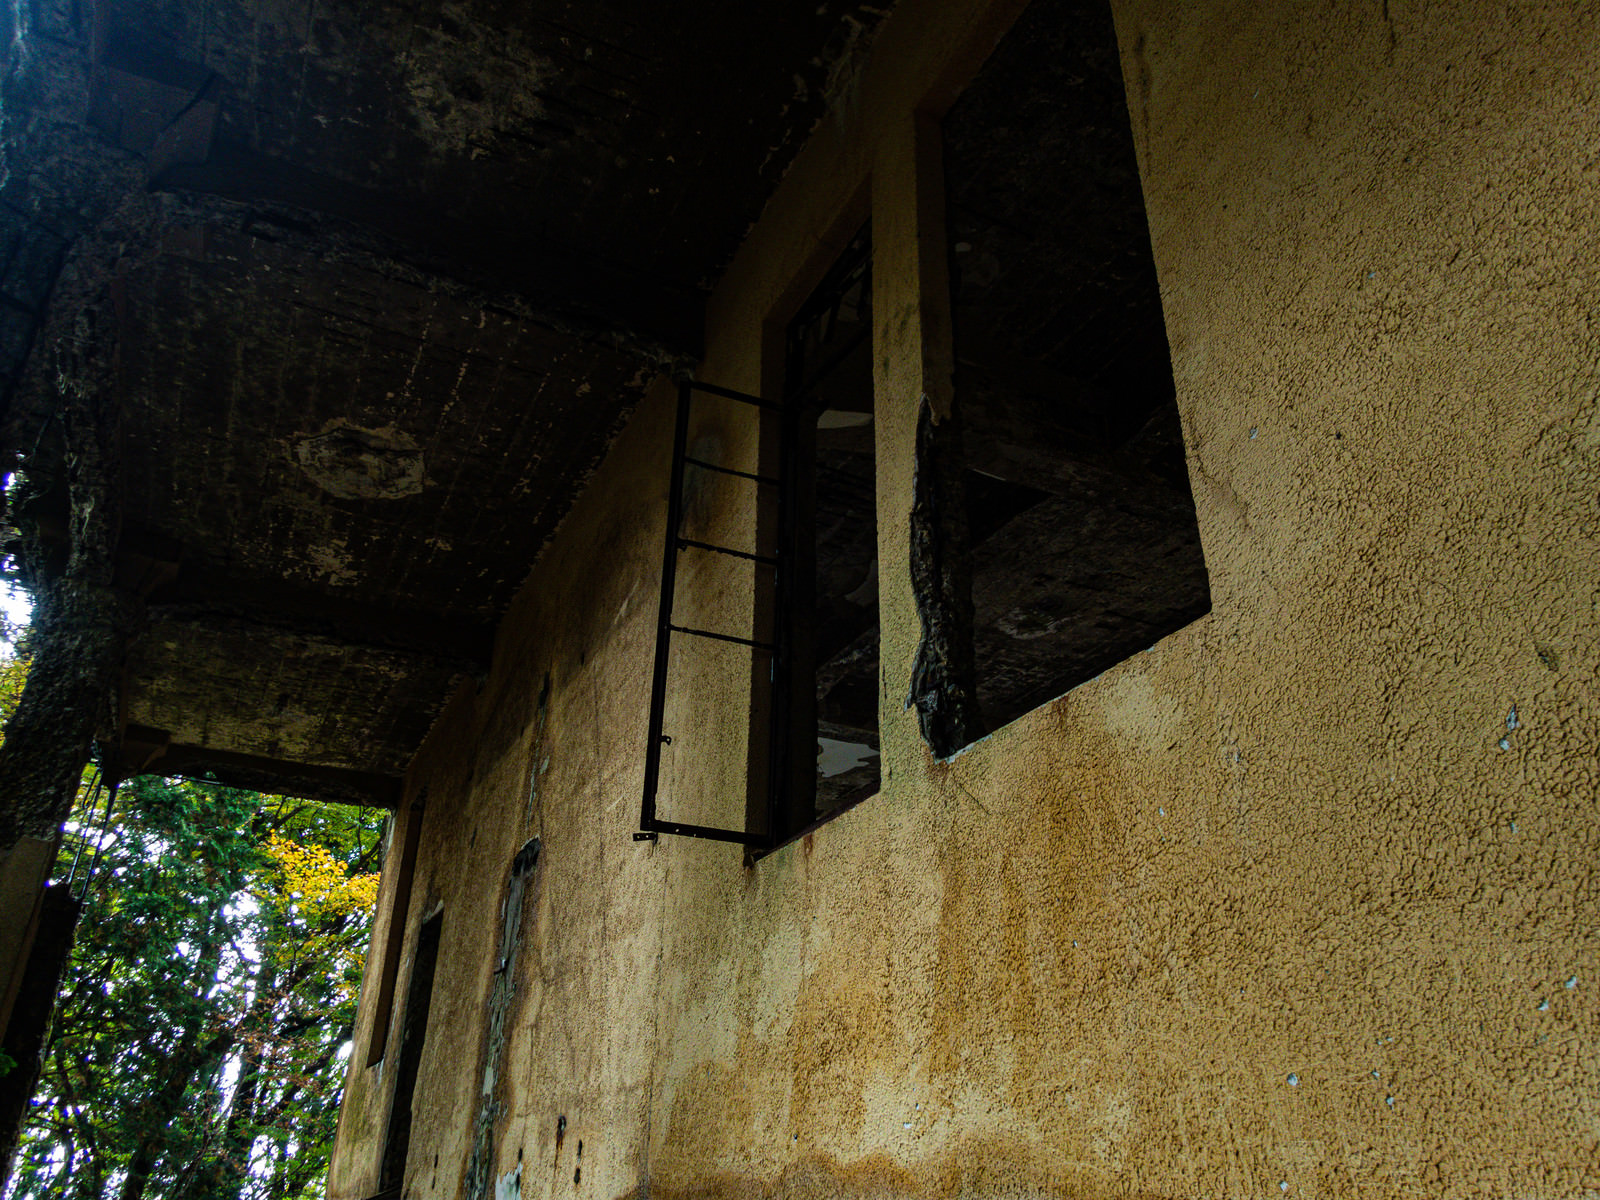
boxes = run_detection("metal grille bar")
[676,537,779,567]
[682,456,778,486]
[636,378,781,846]
[667,623,776,651]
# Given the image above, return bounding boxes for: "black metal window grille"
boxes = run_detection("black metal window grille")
[636,228,876,853]
[635,378,785,848]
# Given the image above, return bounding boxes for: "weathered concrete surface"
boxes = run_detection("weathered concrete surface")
[332,0,1600,1197]
[0,0,900,810]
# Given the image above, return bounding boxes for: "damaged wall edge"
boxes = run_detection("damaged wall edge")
[905,397,982,758]
[463,837,541,1200]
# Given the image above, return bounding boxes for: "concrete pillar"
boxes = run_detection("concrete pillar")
[0,292,140,1176]
[873,110,983,772]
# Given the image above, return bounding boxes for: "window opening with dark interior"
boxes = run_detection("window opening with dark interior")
[924,0,1211,752]
[771,226,879,838]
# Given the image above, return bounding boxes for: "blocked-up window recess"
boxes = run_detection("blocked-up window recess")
[379,907,442,1198]
[774,226,880,833]
[918,0,1211,753]
[364,793,424,1067]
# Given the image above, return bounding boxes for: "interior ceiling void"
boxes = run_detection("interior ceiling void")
[943,0,1212,736]
[0,0,897,804]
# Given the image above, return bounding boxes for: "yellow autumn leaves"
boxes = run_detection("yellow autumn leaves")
[262,833,379,920]
[261,833,380,1002]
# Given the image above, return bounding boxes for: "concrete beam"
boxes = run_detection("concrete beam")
[111,529,497,678]
[156,141,703,362]
[116,729,402,809]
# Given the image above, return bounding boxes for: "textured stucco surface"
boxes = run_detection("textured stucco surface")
[330,0,1600,1196]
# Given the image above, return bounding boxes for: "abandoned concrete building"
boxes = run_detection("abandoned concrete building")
[0,0,1596,1193]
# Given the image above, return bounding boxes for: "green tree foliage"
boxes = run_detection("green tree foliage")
[0,638,28,722]
[7,776,385,1200]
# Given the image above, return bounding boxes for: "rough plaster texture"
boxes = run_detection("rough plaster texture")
[330,0,1600,1196]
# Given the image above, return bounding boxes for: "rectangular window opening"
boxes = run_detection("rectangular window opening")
[770,226,880,842]
[925,0,1211,752]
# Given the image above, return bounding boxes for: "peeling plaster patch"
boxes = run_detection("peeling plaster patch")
[493,1164,520,1200]
[305,538,359,585]
[906,398,982,756]
[820,12,875,117]
[5,0,29,74]
[935,727,993,766]
[613,581,639,626]
[394,6,556,159]
[0,0,35,193]
[464,839,541,1200]
[292,424,426,500]
[996,606,1060,640]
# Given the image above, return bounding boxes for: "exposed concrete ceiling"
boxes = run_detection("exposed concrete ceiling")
[0,0,896,804]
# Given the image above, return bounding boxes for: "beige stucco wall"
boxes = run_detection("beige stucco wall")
[329,0,1600,1196]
